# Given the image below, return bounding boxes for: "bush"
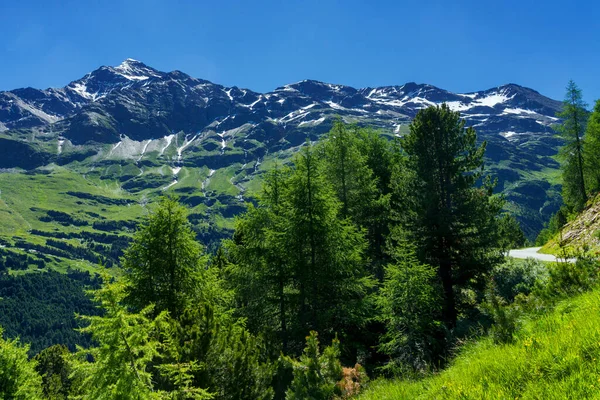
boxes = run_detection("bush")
[0,326,43,399]
[283,331,344,400]
[491,258,548,302]
[479,281,521,344]
[539,257,600,298]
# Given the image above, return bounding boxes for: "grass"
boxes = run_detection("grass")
[358,286,600,399]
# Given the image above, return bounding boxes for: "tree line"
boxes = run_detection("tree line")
[537,80,600,244]
[2,104,529,399]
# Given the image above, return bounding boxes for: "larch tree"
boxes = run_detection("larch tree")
[0,326,43,400]
[227,143,373,355]
[318,122,391,279]
[225,165,294,352]
[123,196,207,318]
[584,99,600,194]
[556,80,588,212]
[280,142,373,345]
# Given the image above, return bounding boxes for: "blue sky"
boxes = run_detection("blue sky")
[1,0,599,104]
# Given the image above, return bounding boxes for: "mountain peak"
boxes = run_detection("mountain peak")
[112,59,161,81]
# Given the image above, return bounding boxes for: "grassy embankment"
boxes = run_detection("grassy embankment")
[359,284,600,399]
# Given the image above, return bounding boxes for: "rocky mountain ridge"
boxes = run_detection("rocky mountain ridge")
[0,59,564,241]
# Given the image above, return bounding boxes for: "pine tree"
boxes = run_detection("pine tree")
[584,100,600,194]
[225,165,293,352]
[398,104,504,329]
[497,213,527,252]
[283,331,343,400]
[33,344,74,399]
[556,80,588,212]
[377,241,443,374]
[318,122,391,279]
[318,121,378,222]
[0,326,43,400]
[172,306,274,400]
[123,196,208,318]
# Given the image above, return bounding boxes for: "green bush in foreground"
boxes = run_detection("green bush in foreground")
[0,327,43,400]
[358,286,600,399]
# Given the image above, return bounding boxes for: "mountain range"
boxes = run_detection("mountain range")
[0,59,564,269]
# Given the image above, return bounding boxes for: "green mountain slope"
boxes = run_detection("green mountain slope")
[359,286,600,399]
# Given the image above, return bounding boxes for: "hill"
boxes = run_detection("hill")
[541,194,600,256]
[359,283,600,399]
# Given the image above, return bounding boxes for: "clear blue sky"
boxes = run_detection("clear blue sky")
[1,0,599,104]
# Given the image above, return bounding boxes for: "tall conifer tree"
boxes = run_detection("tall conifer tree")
[556,80,588,212]
[398,104,503,328]
[584,99,600,194]
[123,197,207,318]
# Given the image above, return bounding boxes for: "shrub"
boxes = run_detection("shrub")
[491,258,548,302]
[283,331,344,400]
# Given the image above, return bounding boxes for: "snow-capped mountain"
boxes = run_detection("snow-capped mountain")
[0,59,564,237]
[0,59,560,143]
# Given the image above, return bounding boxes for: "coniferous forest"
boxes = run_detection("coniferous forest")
[4,83,600,399]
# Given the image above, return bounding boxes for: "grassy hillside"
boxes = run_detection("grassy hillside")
[541,194,600,256]
[359,285,600,399]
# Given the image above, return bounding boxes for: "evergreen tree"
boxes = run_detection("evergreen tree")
[0,326,43,400]
[556,80,588,212]
[377,241,443,374]
[397,104,503,329]
[497,213,527,253]
[71,276,212,400]
[117,197,271,399]
[225,165,293,352]
[355,127,395,196]
[584,99,600,194]
[33,344,74,399]
[172,306,274,400]
[318,121,378,222]
[277,142,373,347]
[123,196,207,318]
[228,143,373,355]
[283,331,343,400]
[318,122,391,279]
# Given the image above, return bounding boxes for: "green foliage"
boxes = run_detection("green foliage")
[283,331,343,400]
[318,121,378,222]
[556,80,588,212]
[497,213,527,252]
[396,104,504,328]
[318,122,392,279]
[584,99,600,194]
[535,206,568,245]
[33,344,75,399]
[537,258,600,300]
[71,275,213,400]
[170,306,274,400]
[0,270,100,355]
[358,286,600,400]
[376,243,443,374]
[0,326,43,400]
[123,196,208,318]
[225,165,294,351]
[490,258,548,302]
[479,281,520,344]
[227,142,374,355]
